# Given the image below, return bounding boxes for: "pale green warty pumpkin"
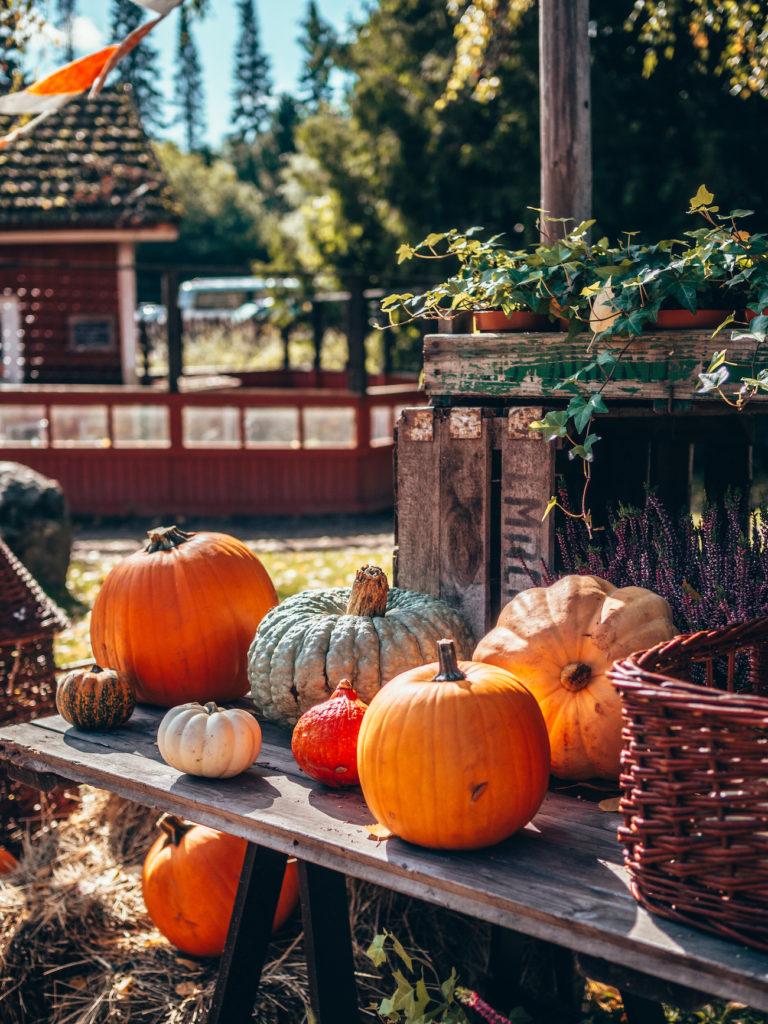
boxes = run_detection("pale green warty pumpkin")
[248,565,474,725]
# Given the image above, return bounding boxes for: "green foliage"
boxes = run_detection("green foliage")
[366,931,470,1023]
[270,109,405,281]
[173,4,207,152]
[0,0,38,92]
[231,0,272,142]
[298,0,336,110]
[150,142,267,265]
[110,0,165,133]
[385,187,768,528]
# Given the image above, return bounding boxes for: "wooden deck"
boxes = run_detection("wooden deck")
[2,706,768,1013]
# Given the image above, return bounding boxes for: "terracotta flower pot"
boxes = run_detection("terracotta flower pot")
[473,310,550,332]
[652,309,729,330]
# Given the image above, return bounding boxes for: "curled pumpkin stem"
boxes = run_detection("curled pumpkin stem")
[145,525,193,553]
[158,813,192,846]
[345,565,389,617]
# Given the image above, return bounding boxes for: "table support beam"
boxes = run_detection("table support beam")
[208,843,288,1024]
[299,861,359,1023]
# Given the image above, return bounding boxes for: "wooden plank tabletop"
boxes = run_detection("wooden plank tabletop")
[2,706,767,1011]
[423,331,768,403]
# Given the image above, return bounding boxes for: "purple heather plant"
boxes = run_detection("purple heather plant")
[545,492,768,634]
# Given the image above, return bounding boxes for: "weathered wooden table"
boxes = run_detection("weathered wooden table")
[2,706,767,1024]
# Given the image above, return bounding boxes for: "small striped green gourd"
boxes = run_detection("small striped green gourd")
[56,665,135,730]
[248,565,475,726]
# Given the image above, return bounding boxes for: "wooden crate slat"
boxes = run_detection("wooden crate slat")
[424,331,768,402]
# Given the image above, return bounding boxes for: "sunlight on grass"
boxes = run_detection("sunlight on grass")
[56,545,394,667]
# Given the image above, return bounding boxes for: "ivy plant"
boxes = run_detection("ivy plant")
[383,188,768,531]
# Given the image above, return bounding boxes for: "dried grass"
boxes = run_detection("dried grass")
[0,788,490,1024]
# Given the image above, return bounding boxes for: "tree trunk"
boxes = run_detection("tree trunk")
[539,0,592,240]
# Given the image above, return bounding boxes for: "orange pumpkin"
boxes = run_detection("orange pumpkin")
[357,639,550,850]
[0,846,18,874]
[291,679,368,787]
[142,815,298,957]
[91,526,278,706]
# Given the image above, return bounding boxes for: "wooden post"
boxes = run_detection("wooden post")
[281,327,291,372]
[346,278,368,395]
[163,269,183,394]
[311,299,324,376]
[539,0,592,238]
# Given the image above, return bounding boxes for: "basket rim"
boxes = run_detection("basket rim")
[609,614,768,711]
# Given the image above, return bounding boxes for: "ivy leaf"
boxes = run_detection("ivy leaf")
[422,232,446,248]
[689,184,715,212]
[396,243,415,264]
[367,934,388,968]
[673,281,698,313]
[698,365,730,393]
[542,496,559,522]
[390,934,414,972]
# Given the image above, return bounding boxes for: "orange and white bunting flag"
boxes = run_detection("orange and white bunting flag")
[0,0,183,148]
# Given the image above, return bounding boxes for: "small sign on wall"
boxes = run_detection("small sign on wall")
[68,315,116,352]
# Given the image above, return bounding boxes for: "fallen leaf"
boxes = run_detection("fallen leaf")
[175,957,200,970]
[365,822,393,843]
[114,976,134,998]
[599,797,621,813]
[175,982,197,998]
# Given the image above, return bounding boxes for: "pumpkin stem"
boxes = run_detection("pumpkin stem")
[560,662,592,692]
[145,526,193,554]
[158,813,192,846]
[203,701,219,715]
[345,565,389,617]
[433,639,466,682]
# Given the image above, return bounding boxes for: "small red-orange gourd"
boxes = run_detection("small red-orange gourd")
[291,679,368,787]
[0,847,18,874]
[142,815,298,957]
[91,526,278,707]
[357,638,551,850]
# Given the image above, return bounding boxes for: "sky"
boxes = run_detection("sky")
[31,0,365,148]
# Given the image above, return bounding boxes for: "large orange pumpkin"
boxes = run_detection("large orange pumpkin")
[91,526,278,706]
[474,575,676,780]
[142,815,299,957]
[357,639,550,850]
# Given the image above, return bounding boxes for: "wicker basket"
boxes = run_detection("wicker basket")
[610,617,768,951]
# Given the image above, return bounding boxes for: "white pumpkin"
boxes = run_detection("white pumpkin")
[157,701,262,779]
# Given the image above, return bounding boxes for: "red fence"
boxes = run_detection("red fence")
[0,382,420,517]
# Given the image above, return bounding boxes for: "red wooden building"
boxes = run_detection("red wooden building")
[0,89,178,385]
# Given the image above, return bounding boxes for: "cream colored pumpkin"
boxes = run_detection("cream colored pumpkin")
[473,575,676,780]
[157,702,262,779]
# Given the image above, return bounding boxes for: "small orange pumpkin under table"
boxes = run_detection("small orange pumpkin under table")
[142,815,298,957]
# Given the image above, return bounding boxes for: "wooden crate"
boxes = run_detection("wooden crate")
[395,332,768,641]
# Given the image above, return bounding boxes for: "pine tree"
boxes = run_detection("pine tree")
[109,0,165,133]
[297,0,335,110]
[56,0,77,62]
[173,4,207,152]
[231,0,272,142]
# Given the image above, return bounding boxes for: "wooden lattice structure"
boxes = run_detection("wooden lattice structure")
[0,537,68,724]
[0,538,71,836]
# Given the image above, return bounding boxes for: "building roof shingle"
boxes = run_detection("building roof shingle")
[0,88,179,230]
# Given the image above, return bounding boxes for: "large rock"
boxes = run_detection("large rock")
[0,462,72,595]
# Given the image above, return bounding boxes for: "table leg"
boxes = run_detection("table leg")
[621,991,667,1024]
[207,843,288,1024]
[299,860,359,1023]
